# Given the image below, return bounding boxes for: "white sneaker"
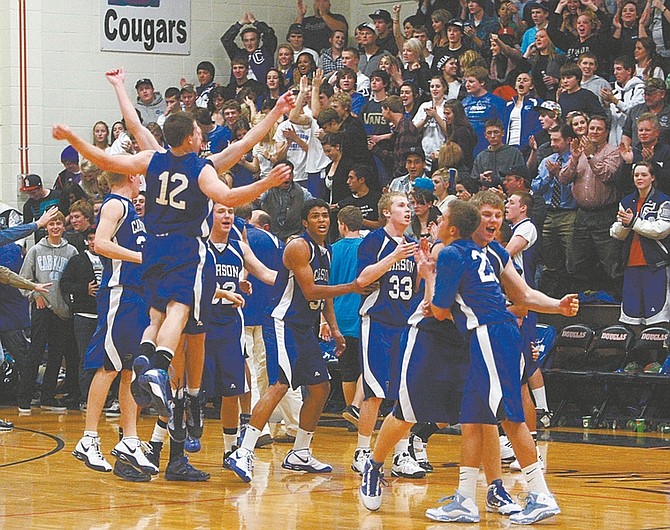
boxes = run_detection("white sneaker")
[104,399,121,417]
[391,451,426,478]
[500,435,515,463]
[510,447,545,472]
[225,447,255,483]
[510,491,560,525]
[425,491,480,522]
[282,449,332,473]
[72,435,112,472]
[111,437,159,475]
[352,447,371,474]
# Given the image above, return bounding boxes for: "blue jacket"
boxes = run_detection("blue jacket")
[503,96,542,152]
[611,188,670,269]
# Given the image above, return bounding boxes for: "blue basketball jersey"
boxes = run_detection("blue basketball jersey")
[270,232,331,327]
[98,193,146,290]
[358,228,418,326]
[433,239,516,334]
[144,151,214,238]
[208,237,245,330]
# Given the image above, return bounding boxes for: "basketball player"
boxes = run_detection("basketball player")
[225,199,366,482]
[353,192,424,479]
[203,203,278,464]
[72,170,158,481]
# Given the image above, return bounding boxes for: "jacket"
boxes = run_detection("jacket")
[609,76,645,145]
[19,237,78,319]
[135,92,166,125]
[503,96,543,152]
[610,187,670,269]
[60,251,98,315]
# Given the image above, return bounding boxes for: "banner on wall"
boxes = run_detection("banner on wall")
[101,0,191,55]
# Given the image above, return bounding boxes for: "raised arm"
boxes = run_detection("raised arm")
[95,197,142,263]
[52,124,154,176]
[356,240,418,287]
[209,91,296,175]
[106,67,163,152]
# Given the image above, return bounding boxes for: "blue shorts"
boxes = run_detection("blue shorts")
[360,316,403,400]
[263,317,329,390]
[143,233,215,335]
[84,287,149,372]
[460,321,525,424]
[202,316,247,398]
[394,321,468,424]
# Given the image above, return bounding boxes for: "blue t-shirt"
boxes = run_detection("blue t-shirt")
[433,238,515,334]
[330,236,363,337]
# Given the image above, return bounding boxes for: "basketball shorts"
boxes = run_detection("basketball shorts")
[360,316,403,400]
[202,316,247,398]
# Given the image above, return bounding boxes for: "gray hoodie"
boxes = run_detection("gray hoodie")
[135,92,166,125]
[19,237,78,319]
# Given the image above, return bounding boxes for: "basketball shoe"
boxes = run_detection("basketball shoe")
[408,433,433,472]
[486,479,522,514]
[352,447,371,474]
[500,434,516,464]
[185,393,204,439]
[425,491,480,523]
[282,449,332,473]
[225,447,255,482]
[342,404,360,427]
[185,435,201,453]
[391,452,426,478]
[111,437,159,475]
[164,455,210,481]
[0,419,13,432]
[130,355,152,407]
[113,460,151,482]
[509,491,560,524]
[360,458,386,511]
[73,435,112,472]
[141,368,172,418]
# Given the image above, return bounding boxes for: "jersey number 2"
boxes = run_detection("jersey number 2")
[156,172,188,210]
[471,250,498,284]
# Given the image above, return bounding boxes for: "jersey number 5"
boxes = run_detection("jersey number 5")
[156,172,188,210]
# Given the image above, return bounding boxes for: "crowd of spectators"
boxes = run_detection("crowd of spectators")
[3,0,670,410]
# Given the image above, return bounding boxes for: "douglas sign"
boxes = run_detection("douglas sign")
[101,0,191,55]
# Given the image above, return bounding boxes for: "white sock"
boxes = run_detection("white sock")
[293,428,314,452]
[186,387,200,397]
[151,422,167,443]
[83,430,98,438]
[240,425,261,452]
[457,466,479,500]
[394,437,409,456]
[357,434,371,449]
[223,431,238,453]
[121,436,140,446]
[523,462,550,495]
[532,386,549,412]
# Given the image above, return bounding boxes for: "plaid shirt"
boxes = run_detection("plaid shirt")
[319,49,344,76]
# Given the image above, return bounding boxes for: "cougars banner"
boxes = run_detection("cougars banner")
[101,0,191,55]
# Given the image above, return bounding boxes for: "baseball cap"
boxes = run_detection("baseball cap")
[534,100,562,118]
[287,23,303,38]
[135,78,153,90]
[500,165,530,181]
[412,177,435,192]
[644,78,666,93]
[404,146,425,160]
[435,54,456,72]
[446,19,464,30]
[357,22,376,33]
[20,174,42,192]
[369,9,392,23]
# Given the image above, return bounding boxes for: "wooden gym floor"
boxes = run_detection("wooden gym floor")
[1,408,669,529]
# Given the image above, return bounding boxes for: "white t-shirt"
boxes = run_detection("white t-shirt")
[413,101,447,158]
[273,120,311,181]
